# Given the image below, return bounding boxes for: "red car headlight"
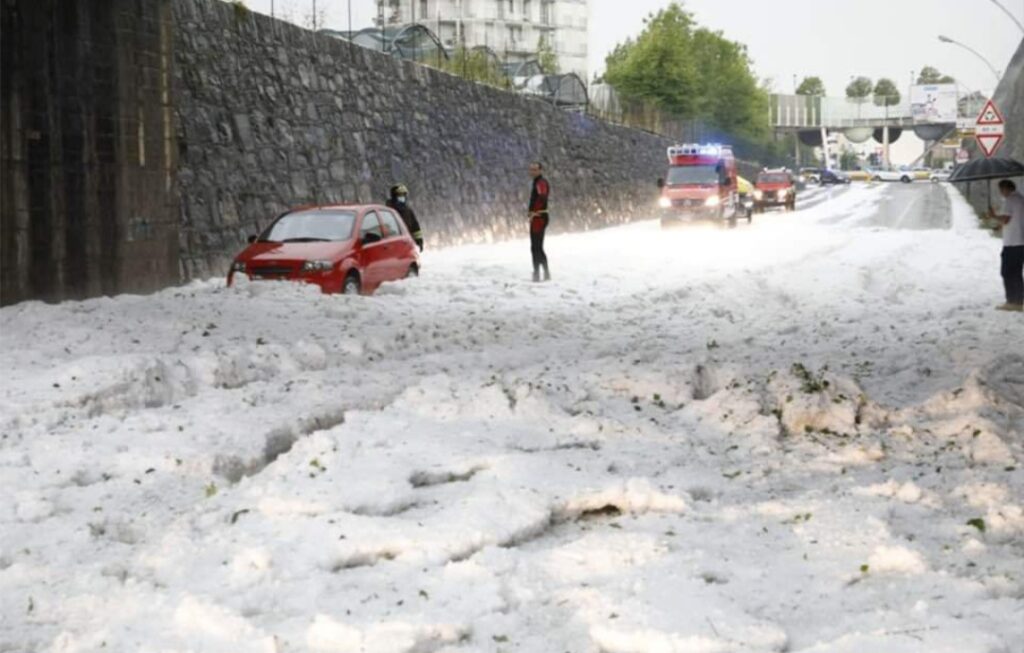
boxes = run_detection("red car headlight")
[301,260,333,272]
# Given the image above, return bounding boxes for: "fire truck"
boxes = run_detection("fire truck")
[657,144,738,226]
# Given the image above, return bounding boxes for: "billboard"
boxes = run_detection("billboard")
[910,84,958,123]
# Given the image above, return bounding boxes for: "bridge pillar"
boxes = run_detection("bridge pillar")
[883,126,890,169]
[820,127,829,170]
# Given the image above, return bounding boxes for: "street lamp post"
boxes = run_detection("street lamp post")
[938,35,1001,83]
[989,0,1024,33]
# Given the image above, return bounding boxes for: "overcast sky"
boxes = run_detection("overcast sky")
[246,0,1022,95]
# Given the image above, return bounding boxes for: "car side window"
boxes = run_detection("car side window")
[361,212,383,240]
[379,210,404,238]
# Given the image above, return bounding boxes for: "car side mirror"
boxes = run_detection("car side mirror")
[247,234,258,244]
[657,178,665,189]
[362,232,382,245]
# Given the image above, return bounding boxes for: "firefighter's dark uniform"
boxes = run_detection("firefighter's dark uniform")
[386,185,423,251]
[529,175,550,280]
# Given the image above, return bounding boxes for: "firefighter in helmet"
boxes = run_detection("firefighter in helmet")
[386,184,423,252]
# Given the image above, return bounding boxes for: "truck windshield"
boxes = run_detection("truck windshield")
[757,173,790,184]
[667,165,718,185]
[260,210,356,243]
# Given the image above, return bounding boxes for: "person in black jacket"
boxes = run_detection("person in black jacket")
[386,184,423,251]
[528,162,550,282]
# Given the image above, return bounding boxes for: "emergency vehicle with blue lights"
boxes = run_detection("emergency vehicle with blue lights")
[657,144,738,226]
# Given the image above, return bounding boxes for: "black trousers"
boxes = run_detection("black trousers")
[1002,246,1024,305]
[531,220,548,272]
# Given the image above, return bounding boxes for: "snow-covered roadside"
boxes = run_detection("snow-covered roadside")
[1,184,1021,653]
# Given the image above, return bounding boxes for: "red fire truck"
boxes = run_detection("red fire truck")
[657,144,739,226]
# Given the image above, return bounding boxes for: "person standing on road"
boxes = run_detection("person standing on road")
[528,162,551,282]
[988,179,1024,312]
[386,184,424,252]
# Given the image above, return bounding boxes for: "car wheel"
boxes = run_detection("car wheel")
[872,176,881,182]
[342,273,361,296]
[901,176,911,183]
[406,264,419,278]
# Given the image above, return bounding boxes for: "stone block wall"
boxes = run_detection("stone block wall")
[0,0,178,306]
[174,0,672,280]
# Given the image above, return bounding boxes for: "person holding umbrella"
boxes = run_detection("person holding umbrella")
[949,157,1024,312]
[988,179,1024,312]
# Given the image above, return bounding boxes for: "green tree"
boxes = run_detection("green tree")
[537,34,559,74]
[917,66,955,84]
[442,46,506,88]
[872,78,900,106]
[689,27,769,140]
[603,3,700,117]
[839,149,858,170]
[796,76,825,96]
[845,76,873,102]
[602,3,768,140]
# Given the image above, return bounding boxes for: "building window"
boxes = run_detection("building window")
[540,0,551,25]
[419,0,428,19]
[523,0,531,20]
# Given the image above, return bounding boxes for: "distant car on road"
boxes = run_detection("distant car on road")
[819,169,851,185]
[846,167,873,182]
[871,168,914,183]
[798,167,821,184]
[227,205,420,295]
[930,168,952,182]
[755,169,796,212]
[910,166,931,181]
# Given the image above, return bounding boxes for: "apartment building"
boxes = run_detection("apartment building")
[376,0,589,80]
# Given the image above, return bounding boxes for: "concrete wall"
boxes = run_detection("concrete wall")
[0,0,179,306]
[961,38,1024,214]
[174,0,671,280]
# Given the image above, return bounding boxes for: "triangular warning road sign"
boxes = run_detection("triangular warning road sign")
[976,100,1004,126]
[977,133,1004,157]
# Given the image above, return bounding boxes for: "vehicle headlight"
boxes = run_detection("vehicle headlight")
[658,196,672,208]
[302,260,333,272]
[231,261,246,273]
[753,190,763,200]
[705,195,720,207]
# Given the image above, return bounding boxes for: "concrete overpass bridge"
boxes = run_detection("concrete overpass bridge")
[768,93,977,167]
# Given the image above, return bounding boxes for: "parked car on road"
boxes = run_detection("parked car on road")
[227,205,420,295]
[755,169,796,212]
[819,169,851,185]
[930,168,952,182]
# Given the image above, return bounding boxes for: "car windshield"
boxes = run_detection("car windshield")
[667,164,719,185]
[260,210,356,243]
[757,173,790,184]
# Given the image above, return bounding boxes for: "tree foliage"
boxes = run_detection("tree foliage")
[441,47,507,88]
[872,78,900,106]
[845,76,873,101]
[917,66,955,84]
[537,34,559,74]
[796,76,825,96]
[602,3,768,141]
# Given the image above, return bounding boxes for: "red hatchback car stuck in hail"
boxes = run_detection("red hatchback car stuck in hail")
[227,204,420,295]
